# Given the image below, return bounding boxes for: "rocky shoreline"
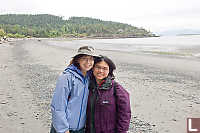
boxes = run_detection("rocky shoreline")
[0,39,200,133]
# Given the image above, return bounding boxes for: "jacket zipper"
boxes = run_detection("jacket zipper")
[90,87,96,133]
[77,78,86,130]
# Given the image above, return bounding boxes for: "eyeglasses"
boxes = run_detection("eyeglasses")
[94,65,109,71]
[80,57,94,62]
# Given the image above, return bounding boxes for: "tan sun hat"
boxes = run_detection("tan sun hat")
[73,46,99,57]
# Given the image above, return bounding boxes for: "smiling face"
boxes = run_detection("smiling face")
[78,55,94,75]
[93,61,109,83]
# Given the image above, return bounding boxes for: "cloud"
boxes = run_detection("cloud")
[1,0,200,34]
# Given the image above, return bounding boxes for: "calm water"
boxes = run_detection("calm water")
[48,35,200,58]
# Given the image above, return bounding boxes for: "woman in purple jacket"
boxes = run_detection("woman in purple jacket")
[86,56,131,133]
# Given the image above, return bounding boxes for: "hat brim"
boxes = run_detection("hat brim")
[72,53,100,58]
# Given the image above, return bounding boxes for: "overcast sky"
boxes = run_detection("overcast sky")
[1,0,200,35]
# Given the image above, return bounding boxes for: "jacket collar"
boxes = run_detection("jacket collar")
[64,64,91,82]
[90,76,112,90]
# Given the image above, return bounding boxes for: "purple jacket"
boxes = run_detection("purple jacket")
[86,77,131,133]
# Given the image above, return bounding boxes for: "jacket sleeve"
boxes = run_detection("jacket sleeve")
[115,82,131,133]
[51,73,72,133]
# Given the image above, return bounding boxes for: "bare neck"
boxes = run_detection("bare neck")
[81,70,87,77]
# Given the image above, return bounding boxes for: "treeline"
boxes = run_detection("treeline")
[0,14,157,38]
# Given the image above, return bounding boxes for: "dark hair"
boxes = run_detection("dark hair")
[69,54,85,69]
[94,55,116,78]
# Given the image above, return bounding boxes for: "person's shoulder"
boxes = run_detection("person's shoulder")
[113,80,127,90]
[112,80,121,87]
[58,70,74,80]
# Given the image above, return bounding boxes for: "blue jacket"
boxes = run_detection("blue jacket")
[51,64,90,133]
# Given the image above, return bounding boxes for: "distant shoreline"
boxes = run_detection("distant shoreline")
[0,35,160,43]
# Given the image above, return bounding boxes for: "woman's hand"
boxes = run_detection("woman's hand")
[65,131,70,133]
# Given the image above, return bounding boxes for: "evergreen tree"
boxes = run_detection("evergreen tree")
[0,14,157,38]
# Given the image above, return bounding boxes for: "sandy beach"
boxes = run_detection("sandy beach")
[0,39,200,133]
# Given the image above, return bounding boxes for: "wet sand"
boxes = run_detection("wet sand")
[0,39,200,133]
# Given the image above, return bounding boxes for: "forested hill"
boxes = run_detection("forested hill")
[0,14,157,38]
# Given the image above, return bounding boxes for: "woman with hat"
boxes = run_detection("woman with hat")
[50,46,98,133]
